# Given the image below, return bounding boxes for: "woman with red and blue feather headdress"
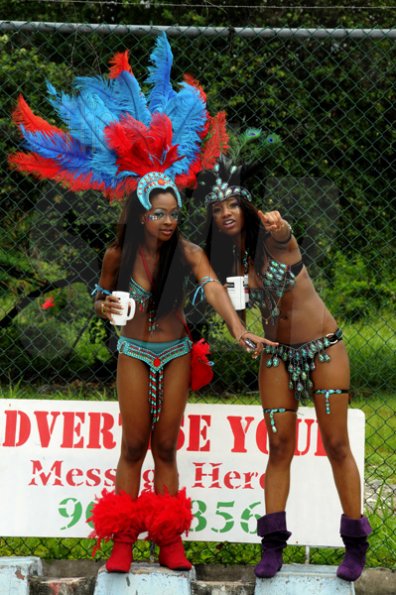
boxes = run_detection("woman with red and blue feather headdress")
[9,32,275,573]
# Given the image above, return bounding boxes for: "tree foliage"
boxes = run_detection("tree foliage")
[0,3,394,383]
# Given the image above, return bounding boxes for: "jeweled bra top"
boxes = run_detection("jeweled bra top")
[248,252,304,324]
[129,277,151,310]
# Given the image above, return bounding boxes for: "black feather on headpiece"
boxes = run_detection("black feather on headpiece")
[196,128,281,204]
[197,154,252,204]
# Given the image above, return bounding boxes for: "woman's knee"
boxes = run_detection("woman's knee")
[321,435,351,464]
[268,433,295,465]
[120,436,148,465]
[152,438,178,465]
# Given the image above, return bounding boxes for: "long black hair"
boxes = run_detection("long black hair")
[114,188,188,318]
[204,196,268,282]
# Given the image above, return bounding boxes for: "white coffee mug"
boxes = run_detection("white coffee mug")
[244,274,250,305]
[111,291,136,326]
[226,276,246,311]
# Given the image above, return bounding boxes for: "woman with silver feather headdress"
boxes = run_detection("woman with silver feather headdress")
[201,130,371,583]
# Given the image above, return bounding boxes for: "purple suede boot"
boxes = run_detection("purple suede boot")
[254,511,291,579]
[337,514,372,582]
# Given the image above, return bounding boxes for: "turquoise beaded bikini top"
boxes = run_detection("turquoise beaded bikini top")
[249,255,303,324]
[129,277,151,308]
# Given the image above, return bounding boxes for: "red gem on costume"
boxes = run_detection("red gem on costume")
[154,357,161,367]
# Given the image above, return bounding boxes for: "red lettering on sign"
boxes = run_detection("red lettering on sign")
[295,418,315,456]
[256,419,269,454]
[192,462,221,488]
[223,470,241,489]
[86,412,117,449]
[65,468,84,487]
[34,411,60,447]
[86,468,101,487]
[227,416,255,453]
[315,426,327,457]
[29,459,63,486]
[186,415,211,452]
[104,468,116,487]
[28,459,117,487]
[242,471,260,489]
[142,468,154,491]
[60,412,85,448]
[3,410,30,446]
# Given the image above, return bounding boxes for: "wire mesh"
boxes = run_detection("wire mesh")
[0,21,395,568]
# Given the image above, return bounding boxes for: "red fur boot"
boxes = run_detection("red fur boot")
[146,488,193,571]
[88,490,146,573]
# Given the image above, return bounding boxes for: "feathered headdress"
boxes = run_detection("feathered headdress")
[197,127,281,204]
[9,32,229,208]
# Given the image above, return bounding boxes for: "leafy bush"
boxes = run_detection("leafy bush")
[320,252,396,322]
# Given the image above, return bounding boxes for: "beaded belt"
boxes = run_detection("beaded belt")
[117,336,192,424]
[263,329,343,401]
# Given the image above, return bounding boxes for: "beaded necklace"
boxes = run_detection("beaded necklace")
[139,248,160,333]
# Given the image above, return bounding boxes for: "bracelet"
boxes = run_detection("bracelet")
[274,222,292,244]
[237,330,249,342]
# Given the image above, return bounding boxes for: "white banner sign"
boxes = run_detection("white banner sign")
[0,400,365,546]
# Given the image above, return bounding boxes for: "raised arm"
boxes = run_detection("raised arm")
[258,210,299,252]
[182,240,277,353]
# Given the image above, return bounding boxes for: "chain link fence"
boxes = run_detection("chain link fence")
[0,21,395,568]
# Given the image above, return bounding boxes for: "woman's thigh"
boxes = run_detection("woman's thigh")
[259,355,298,448]
[259,354,298,410]
[117,353,152,446]
[151,352,191,451]
[311,341,351,442]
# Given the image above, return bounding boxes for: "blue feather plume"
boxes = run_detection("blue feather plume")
[20,126,120,187]
[112,71,151,125]
[145,31,176,113]
[165,83,207,176]
[21,126,92,173]
[73,76,127,119]
[46,84,118,151]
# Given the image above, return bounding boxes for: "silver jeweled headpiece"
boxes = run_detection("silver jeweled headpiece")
[202,157,252,204]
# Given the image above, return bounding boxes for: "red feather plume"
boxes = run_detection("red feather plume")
[106,112,184,177]
[146,488,193,545]
[175,156,202,190]
[201,112,229,170]
[8,152,110,197]
[12,95,63,135]
[8,152,62,179]
[108,50,133,79]
[88,489,146,555]
[183,73,207,102]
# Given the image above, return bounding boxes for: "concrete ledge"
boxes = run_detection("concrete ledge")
[29,576,95,595]
[191,580,254,595]
[94,562,196,595]
[194,564,395,595]
[41,560,103,578]
[0,558,393,595]
[254,564,355,595]
[355,568,396,595]
[0,557,43,595]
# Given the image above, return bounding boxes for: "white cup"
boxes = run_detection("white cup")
[111,291,136,326]
[244,274,250,304]
[226,276,246,311]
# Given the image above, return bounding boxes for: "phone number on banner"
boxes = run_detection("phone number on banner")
[58,497,262,536]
